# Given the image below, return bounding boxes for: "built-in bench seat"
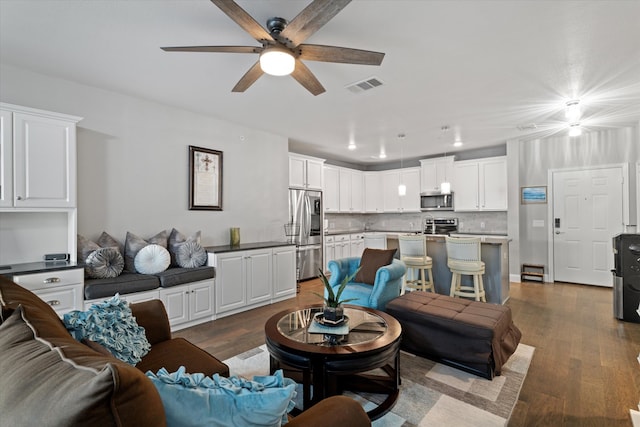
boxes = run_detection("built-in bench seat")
[84,266,215,300]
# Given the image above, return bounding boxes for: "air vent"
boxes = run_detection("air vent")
[346,77,384,94]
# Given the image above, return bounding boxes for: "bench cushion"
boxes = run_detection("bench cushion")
[386,291,521,378]
[155,266,215,288]
[84,273,160,300]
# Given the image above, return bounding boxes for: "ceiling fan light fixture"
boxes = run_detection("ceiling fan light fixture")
[568,122,582,137]
[259,47,295,76]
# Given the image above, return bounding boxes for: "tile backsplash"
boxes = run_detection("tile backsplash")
[325,211,507,235]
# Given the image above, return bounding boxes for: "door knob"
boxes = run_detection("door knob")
[555,231,563,234]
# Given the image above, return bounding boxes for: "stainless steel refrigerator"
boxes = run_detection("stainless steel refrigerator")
[288,189,323,281]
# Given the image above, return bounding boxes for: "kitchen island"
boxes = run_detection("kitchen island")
[425,234,510,304]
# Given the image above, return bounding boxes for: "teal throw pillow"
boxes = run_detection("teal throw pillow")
[146,367,297,427]
[63,294,151,365]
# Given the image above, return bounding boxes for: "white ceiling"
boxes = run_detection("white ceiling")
[1,0,639,165]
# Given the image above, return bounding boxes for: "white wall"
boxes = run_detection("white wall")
[0,64,289,259]
[517,126,639,275]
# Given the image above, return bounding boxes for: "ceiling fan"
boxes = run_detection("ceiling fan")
[161,0,385,96]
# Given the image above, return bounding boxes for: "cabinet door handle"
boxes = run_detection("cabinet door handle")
[47,300,61,306]
[16,196,23,200]
[43,277,61,284]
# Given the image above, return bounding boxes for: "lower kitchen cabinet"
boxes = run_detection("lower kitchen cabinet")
[12,268,84,316]
[272,246,297,301]
[214,246,296,318]
[160,279,214,330]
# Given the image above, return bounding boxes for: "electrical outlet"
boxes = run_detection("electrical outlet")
[480,222,486,229]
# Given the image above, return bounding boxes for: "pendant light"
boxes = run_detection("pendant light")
[398,133,406,196]
[440,126,451,194]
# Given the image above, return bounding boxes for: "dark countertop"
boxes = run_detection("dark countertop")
[0,261,84,278]
[205,241,295,254]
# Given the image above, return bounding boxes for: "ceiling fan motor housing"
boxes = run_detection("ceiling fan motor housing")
[267,17,288,35]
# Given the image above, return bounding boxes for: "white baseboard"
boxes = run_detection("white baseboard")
[510,273,550,283]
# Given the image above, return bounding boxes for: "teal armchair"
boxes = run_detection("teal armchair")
[327,257,406,310]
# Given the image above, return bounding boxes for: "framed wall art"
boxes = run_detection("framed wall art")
[189,145,223,210]
[521,186,547,204]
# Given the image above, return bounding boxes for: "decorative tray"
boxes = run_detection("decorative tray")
[313,312,348,327]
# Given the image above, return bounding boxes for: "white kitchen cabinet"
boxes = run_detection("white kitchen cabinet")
[160,279,214,330]
[453,156,507,211]
[12,268,84,316]
[272,246,297,300]
[364,172,383,213]
[350,233,365,258]
[420,156,455,193]
[1,104,81,208]
[324,235,335,271]
[0,110,12,208]
[323,165,339,212]
[85,289,161,309]
[289,154,324,190]
[364,233,387,249]
[382,167,421,212]
[339,168,364,213]
[334,234,351,260]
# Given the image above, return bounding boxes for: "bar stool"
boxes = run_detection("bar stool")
[398,234,434,294]
[445,236,486,302]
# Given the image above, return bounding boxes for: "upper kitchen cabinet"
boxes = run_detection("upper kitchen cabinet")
[453,156,507,211]
[338,168,363,213]
[364,172,383,213]
[323,165,339,212]
[382,167,421,212]
[420,156,454,193]
[288,153,324,190]
[1,103,82,209]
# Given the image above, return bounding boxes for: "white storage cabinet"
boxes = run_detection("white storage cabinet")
[160,279,214,331]
[12,268,84,316]
[453,156,507,211]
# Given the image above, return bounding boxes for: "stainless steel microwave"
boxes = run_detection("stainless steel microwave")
[420,192,454,211]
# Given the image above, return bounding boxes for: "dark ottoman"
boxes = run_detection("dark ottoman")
[386,291,521,379]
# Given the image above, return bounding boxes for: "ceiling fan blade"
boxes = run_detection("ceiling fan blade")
[298,44,384,65]
[161,46,261,54]
[210,0,273,42]
[291,59,326,96]
[232,61,264,92]
[280,0,351,47]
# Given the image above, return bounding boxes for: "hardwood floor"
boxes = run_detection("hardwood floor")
[175,279,640,426]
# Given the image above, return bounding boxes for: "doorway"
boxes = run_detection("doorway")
[550,166,624,286]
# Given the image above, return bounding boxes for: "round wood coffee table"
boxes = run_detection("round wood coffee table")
[264,304,402,420]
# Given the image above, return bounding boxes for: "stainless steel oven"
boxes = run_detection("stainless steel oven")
[420,192,454,211]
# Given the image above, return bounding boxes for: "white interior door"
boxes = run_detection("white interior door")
[552,167,623,286]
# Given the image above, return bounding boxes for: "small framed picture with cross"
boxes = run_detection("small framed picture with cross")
[189,145,223,210]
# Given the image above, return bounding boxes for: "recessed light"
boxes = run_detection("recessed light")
[348,142,356,150]
[453,140,463,147]
[379,151,387,159]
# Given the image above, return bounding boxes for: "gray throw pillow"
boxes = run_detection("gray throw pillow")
[85,247,124,279]
[176,241,208,268]
[168,228,201,267]
[77,234,100,263]
[124,230,168,272]
[97,232,124,258]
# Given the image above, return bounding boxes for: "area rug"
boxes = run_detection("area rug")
[223,343,535,427]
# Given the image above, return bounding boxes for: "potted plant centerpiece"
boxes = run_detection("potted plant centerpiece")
[316,268,359,324]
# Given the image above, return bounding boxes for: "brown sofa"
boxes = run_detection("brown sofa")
[0,276,370,426]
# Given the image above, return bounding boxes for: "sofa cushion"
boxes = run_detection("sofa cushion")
[0,305,167,427]
[137,337,230,378]
[134,244,171,274]
[63,295,151,365]
[84,272,160,300]
[86,247,125,279]
[155,266,215,288]
[146,367,296,427]
[124,230,168,272]
[354,248,396,285]
[97,231,124,258]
